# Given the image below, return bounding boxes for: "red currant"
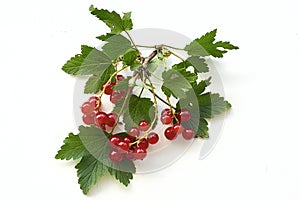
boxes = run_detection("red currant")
[123,136,133,144]
[117,75,125,81]
[138,120,150,131]
[161,114,173,124]
[177,109,191,122]
[109,135,122,148]
[133,148,147,160]
[81,101,95,115]
[161,108,172,116]
[137,138,149,150]
[104,82,116,95]
[109,150,123,162]
[147,132,159,144]
[125,150,135,161]
[88,96,99,102]
[164,127,177,140]
[110,91,122,104]
[173,123,184,135]
[117,141,130,152]
[99,123,106,131]
[106,113,117,127]
[82,112,96,125]
[95,112,108,126]
[182,128,195,140]
[128,127,140,137]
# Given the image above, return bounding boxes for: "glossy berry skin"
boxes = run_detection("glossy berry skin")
[147,132,159,144]
[109,150,123,163]
[88,96,99,102]
[81,102,95,115]
[106,113,117,127]
[164,127,177,140]
[117,75,125,81]
[95,112,108,126]
[123,136,133,144]
[110,91,122,104]
[133,148,147,160]
[117,141,130,152]
[137,138,149,150]
[82,112,96,125]
[182,128,195,140]
[104,82,116,95]
[138,120,150,131]
[109,135,122,148]
[128,127,140,137]
[125,150,134,161]
[161,114,173,124]
[173,123,184,135]
[177,109,191,122]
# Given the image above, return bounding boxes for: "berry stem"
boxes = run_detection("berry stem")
[125,30,140,55]
[167,96,179,123]
[147,89,176,109]
[169,50,185,61]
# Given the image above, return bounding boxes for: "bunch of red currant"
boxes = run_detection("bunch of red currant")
[161,108,195,140]
[108,120,159,163]
[104,75,126,104]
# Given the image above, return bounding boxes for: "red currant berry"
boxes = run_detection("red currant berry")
[82,112,96,125]
[164,127,177,140]
[106,113,118,127]
[99,123,106,131]
[182,128,195,140]
[125,150,135,161]
[147,132,159,144]
[95,112,108,126]
[138,120,150,131]
[133,148,147,160]
[137,138,149,150]
[109,135,122,148]
[81,101,94,115]
[88,96,99,102]
[123,136,133,144]
[109,150,123,162]
[128,127,140,137]
[173,123,184,135]
[177,109,191,122]
[104,82,116,95]
[118,141,130,152]
[161,114,173,124]
[161,108,172,116]
[117,75,125,81]
[110,91,122,104]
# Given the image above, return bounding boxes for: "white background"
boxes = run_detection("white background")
[1,0,300,199]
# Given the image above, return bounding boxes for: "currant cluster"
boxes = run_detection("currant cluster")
[81,96,118,131]
[161,108,195,140]
[105,75,126,104]
[108,120,159,163]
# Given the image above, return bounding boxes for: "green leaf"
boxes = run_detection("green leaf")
[162,69,192,99]
[172,62,198,83]
[75,155,108,195]
[62,45,93,75]
[198,93,231,119]
[196,118,209,138]
[89,5,133,34]
[84,65,115,94]
[148,58,160,73]
[55,133,88,160]
[107,159,135,186]
[102,35,132,60]
[96,33,115,41]
[123,49,138,65]
[113,77,130,91]
[125,95,155,130]
[186,56,208,73]
[76,48,112,75]
[184,29,239,58]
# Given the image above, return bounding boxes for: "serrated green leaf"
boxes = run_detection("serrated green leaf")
[162,69,192,99]
[125,95,154,130]
[102,35,132,60]
[62,45,93,75]
[198,93,231,118]
[192,77,212,96]
[196,118,209,138]
[96,33,115,41]
[75,155,108,195]
[184,29,239,58]
[89,5,133,34]
[55,133,88,160]
[76,48,112,75]
[108,159,135,186]
[186,56,208,73]
[172,62,198,83]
